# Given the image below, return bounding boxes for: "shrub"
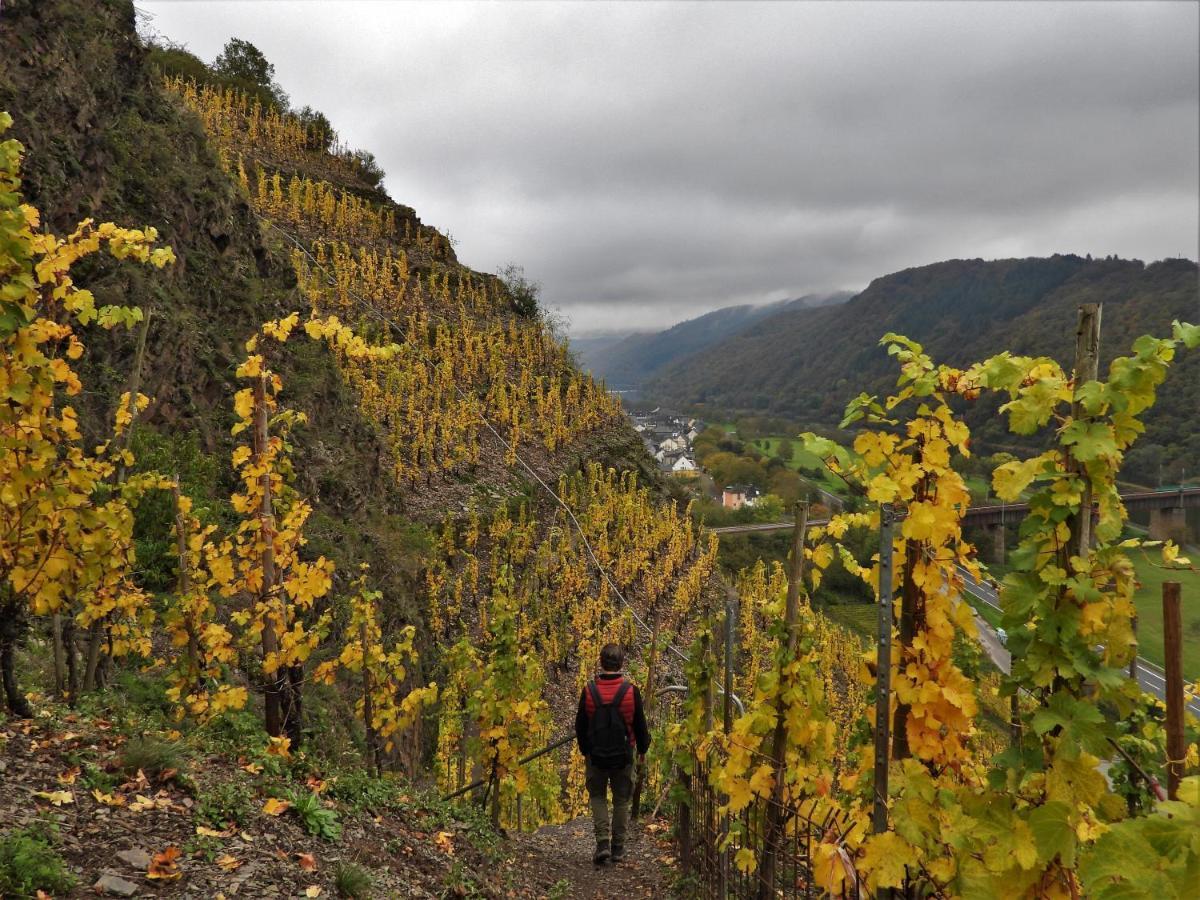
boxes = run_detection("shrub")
[0,822,76,897]
[497,264,540,318]
[290,790,342,841]
[196,780,254,829]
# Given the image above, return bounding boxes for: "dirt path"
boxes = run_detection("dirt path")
[504,816,679,899]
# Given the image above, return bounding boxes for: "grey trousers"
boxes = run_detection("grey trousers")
[585,759,634,848]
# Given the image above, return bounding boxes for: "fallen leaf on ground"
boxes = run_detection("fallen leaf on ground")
[147,846,183,880]
[92,789,126,807]
[215,854,242,872]
[262,797,291,816]
[435,831,455,855]
[241,762,263,775]
[120,770,150,792]
[296,852,317,871]
[195,826,228,838]
[130,793,173,812]
[34,790,74,806]
[57,766,80,784]
[266,736,291,758]
[305,887,321,898]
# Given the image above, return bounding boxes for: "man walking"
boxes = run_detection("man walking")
[575,643,651,865]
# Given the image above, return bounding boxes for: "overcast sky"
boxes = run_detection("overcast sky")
[140,1,1199,334]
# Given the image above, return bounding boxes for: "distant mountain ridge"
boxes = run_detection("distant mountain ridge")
[643,255,1199,467]
[574,292,850,389]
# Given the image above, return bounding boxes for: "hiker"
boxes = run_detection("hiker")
[575,643,651,865]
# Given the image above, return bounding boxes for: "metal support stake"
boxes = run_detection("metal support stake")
[872,503,896,836]
[1128,614,1139,682]
[723,590,737,736]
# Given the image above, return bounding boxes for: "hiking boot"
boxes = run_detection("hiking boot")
[611,844,626,863]
[593,841,611,865]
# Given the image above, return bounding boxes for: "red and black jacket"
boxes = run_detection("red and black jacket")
[575,672,651,757]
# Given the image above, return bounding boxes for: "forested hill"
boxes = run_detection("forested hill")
[574,292,850,390]
[645,255,1200,469]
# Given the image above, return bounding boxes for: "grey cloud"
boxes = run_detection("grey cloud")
[141,1,1198,333]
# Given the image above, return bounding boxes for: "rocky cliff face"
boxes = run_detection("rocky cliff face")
[0,0,653,620]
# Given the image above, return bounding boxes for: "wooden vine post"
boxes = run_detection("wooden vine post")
[172,480,201,697]
[758,501,808,900]
[361,617,379,776]
[1048,303,1102,701]
[254,372,285,738]
[1162,581,1184,799]
[892,465,926,760]
[1070,304,1102,557]
[82,309,153,693]
[872,503,897,834]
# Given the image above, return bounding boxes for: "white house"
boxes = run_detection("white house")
[671,456,698,474]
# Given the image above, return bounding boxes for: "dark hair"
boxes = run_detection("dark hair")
[599,644,625,672]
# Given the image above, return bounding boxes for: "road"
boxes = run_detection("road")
[955,564,1200,717]
[711,523,1197,714]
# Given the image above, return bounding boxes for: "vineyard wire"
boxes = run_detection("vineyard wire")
[257,215,712,672]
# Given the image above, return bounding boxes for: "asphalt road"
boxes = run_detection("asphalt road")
[710,523,1197,715]
[955,564,1200,717]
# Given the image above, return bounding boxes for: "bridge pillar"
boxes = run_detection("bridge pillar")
[1149,507,1188,542]
[985,523,1006,564]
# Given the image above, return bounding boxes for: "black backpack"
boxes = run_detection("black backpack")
[587,680,633,770]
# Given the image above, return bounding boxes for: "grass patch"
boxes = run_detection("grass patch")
[755,437,848,494]
[334,860,373,898]
[326,770,401,813]
[818,601,878,640]
[0,822,76,898]
[1129,552,1200,678]
[963,595,1002,630]
[117,735,183,780]
[976,548,1197,678]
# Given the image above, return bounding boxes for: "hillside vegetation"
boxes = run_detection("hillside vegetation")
[0,1,714,895]
[646,255,1199,475]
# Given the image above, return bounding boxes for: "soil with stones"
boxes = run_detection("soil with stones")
[503,816,679,899]
[0,713,512,899]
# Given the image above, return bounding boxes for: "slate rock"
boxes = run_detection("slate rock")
[117,848,152,868]
[95,873,139,896]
